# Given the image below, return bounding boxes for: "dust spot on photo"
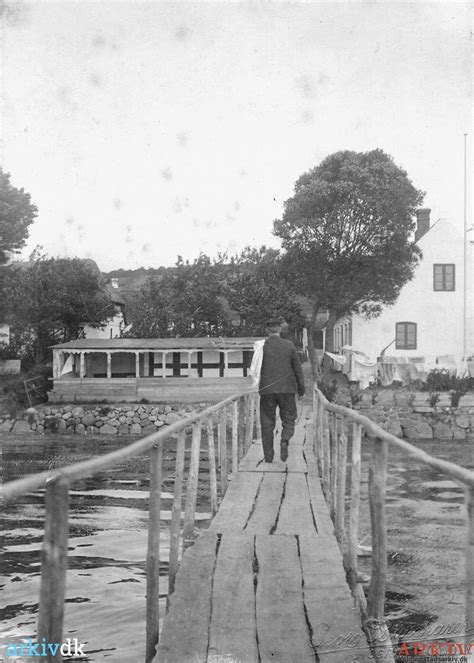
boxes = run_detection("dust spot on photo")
[233,201,240,211]
[161,167,173,182]
[175,24,189,41]
[301,109,314,124]
[65,217,75,226]
[296,75,317,100]
[177,131,189,147]
[141,243,150,255]
[89,73,102,88]
[113,198,122,210]
[92,34,106,48]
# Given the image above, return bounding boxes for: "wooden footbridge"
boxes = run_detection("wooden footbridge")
[3,385,474,663]
[156,404,369,663]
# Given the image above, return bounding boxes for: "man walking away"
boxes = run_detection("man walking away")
[259,319,305,463]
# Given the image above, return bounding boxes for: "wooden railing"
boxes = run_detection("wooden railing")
[1,389,260,663]
[310,385,474,661]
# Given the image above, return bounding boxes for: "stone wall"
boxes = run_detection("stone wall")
[353,390,474,440]
[0,402,211,435]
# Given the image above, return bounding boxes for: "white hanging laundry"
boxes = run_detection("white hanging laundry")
[249,339,265,387]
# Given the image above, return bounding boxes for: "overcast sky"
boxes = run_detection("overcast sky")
[2,1,472,271]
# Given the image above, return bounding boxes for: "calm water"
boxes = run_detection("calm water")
[1,432,473,661]
[1,433,212,662]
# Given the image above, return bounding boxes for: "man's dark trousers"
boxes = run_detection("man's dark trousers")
[260,393,297,462]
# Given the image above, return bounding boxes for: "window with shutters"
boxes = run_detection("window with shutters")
[396,322,417,350]
[433,264,455,291]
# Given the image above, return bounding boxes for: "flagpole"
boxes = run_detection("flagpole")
[463,133,468,359]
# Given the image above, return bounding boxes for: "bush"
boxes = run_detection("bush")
[423,369,472,408]
[0,364,52,415]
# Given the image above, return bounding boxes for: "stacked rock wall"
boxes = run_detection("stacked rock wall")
[353,390,474,440]
[0,403,211,435]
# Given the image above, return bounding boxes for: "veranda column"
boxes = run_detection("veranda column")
[135,352,140,378]
[162,352,167,378]
[187,351,192,376]
[79,352,85,379]
[106,353,112,379]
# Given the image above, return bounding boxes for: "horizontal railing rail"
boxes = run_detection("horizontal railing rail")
[310,384,474,662]
[2,388,260,663]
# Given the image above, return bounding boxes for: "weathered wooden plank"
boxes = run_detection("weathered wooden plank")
[276,473,317,535]
[298,533,369,663]
[208,534,258,662]
[306,473,336,539]
[244,473,285,534]
[238,443,263,471]
[256,535,315,663]
[209,472,262,533]
[285,443,308,472]
[154,532,217,663]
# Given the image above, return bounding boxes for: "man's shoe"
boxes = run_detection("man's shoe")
[264,457,273,464]
[280,440,288,462]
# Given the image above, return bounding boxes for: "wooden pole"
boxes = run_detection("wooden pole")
[182,422,201,551]
[168,429,186,600]
[219,408,228,496]
[238,395,246,459]
[207,418,218,516]
[365,437,394,662]
[248,393,256,447]
[146,442,163,663]
[37,477,69,660]
[347,421,362,593]
[323,408,331,499]
[466,487,474,635]
[232,400,239,473]
[314,397,322,475]
[335,416,348,545]
[329,412,338,521]
[254,391,261,443]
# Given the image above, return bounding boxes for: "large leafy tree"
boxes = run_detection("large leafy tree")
[225,246,304,336]
[127,254,234,338]
[126,248,304,339]
[4,255,116,362]
[274,149,424,374]
[0,169,37,264]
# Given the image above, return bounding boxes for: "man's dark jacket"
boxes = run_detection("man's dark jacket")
[258,335,305,396]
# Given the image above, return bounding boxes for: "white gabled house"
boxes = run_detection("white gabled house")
[80,279,127,340]
[333,208,474,382]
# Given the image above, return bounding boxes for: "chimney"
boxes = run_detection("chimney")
[415,208,431,242]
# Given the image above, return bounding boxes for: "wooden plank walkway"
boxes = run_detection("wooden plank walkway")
[154,405,371,663]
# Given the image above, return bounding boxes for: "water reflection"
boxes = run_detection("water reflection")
[1,433,211,662]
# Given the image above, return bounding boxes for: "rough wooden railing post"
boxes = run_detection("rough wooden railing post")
[347,421,362,593]
[168,429,186,602]
[323,407,331,499]
[219,408,229,496]
[146,441,163,663]
[231,400,239,472]
[248,393,256,446]
[365,437,394,662]
[207,417,218,515]
[313,395,322,475]
[466,486,474,637]
[238,395,246,460]
[335,415,348,545]
[37,476,69,661]
[329,412,338,521]
[254,391,261,442]
[182,421,201,551]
